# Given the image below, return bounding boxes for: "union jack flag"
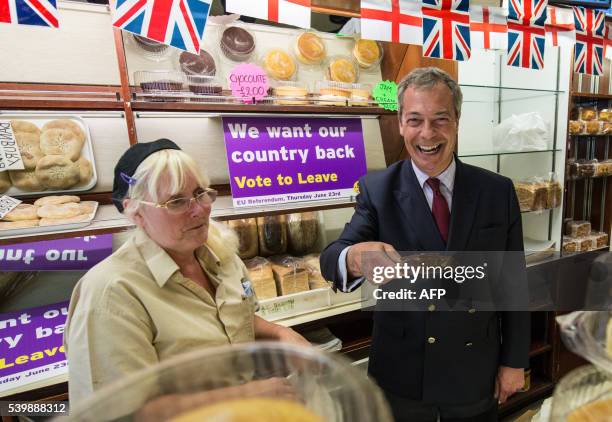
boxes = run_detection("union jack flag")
[421,0,471,61]
[507,0,547,70]
[0,0,59,28]
[111,0,212,54]
[573,6,604,76]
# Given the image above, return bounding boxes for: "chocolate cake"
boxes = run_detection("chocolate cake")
[220,26,255,62]
[179,50,217,76]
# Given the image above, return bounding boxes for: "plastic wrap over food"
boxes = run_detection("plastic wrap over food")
[492,112,549,152]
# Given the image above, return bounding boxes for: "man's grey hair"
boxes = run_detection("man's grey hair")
[397,67,463,121]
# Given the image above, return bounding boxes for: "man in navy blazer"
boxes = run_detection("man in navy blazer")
[320,68,529,422]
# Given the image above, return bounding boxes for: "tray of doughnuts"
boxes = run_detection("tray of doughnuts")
[0,114,97,198]
[0,195,99,237]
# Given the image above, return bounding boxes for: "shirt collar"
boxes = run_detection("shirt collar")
[134,228,221,288]
[411,157,456,193]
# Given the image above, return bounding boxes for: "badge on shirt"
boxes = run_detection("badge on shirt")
[241,278,255,298]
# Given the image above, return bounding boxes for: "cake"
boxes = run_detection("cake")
[318,87,350,106]
[294,31,326,65]
[350,88,370,106]
[585,120,600,135]
[569,120,585,135]
[220,26,255,62]
[580,107,597,121]
[353,39,382,69]
[565,220,592,238]
[326,57,358,83]
[567,398,612,422]
[170,398,324,422]
[179,49,216,76]
[262,49,297,81]
[132,34,168,53]
[274,85,309,105]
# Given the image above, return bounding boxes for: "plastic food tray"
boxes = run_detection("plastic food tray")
[0,201,99,238]
[1,114,98,197]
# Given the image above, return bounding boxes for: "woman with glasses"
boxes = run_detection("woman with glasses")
[63,139,308,407]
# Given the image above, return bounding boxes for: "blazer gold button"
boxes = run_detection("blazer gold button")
[468,308,476,313]
[428,337,436,344]
[465,342,473,347]
[428,304,436,311]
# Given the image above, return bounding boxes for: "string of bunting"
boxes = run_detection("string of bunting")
[0,0,610,74]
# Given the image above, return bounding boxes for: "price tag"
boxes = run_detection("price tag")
[0,195,22,219]
[228,64,269,104]
[373,80,399,111]
[0,121,25,172]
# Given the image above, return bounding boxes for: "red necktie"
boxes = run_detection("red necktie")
[426,178,450,243]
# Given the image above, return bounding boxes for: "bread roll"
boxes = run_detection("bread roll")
[0,171,10,194]
[34,195,80,206]
[35,155,80,189]
[14,132,44,169]
[40,129,83,161]
[2,204,39,221]
[39,214,89,226]
[0,220,39,230]
[9,169,44,192]
[42,119,86,144]
[37,203,82,219]
[10,120,40,136]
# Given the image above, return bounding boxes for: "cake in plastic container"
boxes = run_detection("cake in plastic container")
[60,342,393,422]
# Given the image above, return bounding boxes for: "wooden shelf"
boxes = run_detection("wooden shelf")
[0,196,357,245]
[529,341,553,357]
[571,92,612,100]
[0,99,124,110]
[131,101,395,115]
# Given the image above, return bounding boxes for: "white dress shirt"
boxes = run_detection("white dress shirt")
[337,159,457,292]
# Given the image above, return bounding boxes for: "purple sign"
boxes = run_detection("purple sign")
[223,117,367,207]
[0,301,69,394]
[0,235,113,271]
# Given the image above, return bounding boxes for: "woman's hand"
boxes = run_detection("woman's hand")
[276,326,311,347]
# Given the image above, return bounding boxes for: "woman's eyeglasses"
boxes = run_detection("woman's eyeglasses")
[139,188,218,214]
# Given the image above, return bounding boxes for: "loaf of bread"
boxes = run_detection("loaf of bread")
[565,220,592,238]
[303,253,329,290]
[514,181,547,212]
[228,218,259,259]
[545,181,562,209]
[287,212,319,255]
[257,215,287,256]
[585,120,601,135]
[589,231,609,248]
[569,120,585,135]
[577,237,593,252]
[580,107,597,121]
[562,238,578,253]
[244,257,277,300]
[270,255,309,295]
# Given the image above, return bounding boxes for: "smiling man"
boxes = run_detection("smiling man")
[320,68,529,422]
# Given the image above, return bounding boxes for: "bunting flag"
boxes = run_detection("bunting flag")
[360,0,423,45]
[0,0,59,28]
[605,24,612,61]
[507,0,548,70]
[469,6,507,51]
[545,5,575,48]
[421,0,471,61]
[573,6,604,75]
[226,0,311,29]
[111,0,212,54]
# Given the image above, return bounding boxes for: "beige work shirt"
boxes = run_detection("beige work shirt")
[64,228,257,406]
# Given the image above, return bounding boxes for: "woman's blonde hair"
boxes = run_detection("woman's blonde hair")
[123,149,238,261]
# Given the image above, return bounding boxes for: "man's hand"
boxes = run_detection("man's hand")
[346,241,401,280]
[495,366,525,404]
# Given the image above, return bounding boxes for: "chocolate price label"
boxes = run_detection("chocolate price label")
[228,64,269,104]
[373,80,398,111]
